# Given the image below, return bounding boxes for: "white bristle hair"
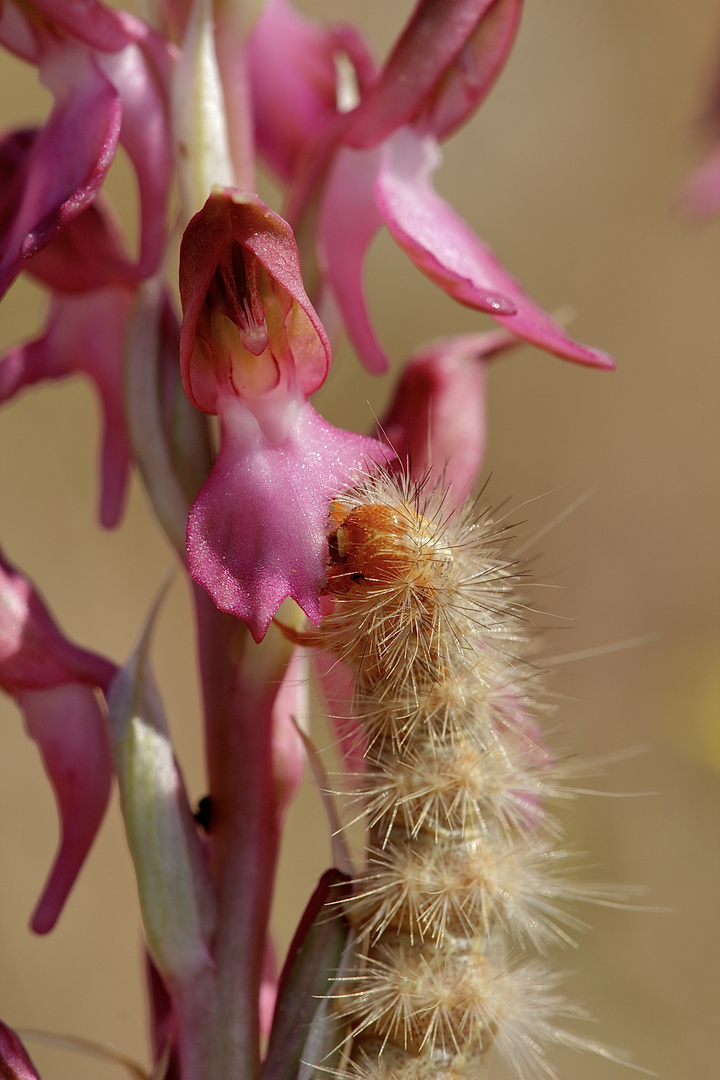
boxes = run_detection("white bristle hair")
[307,467,635,1080]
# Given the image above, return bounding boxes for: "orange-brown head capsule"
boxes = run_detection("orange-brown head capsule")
[326,500,452,597]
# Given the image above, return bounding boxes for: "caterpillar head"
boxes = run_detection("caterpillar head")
[325,497,453,598]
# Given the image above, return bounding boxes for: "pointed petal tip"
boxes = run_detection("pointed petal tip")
[359,343,391,375]
[568,343,616,371]
[187,535,324,646]
[30,893,61,936]
[516,333,617,371]
[19,683,113,935]
[594,350,616,371]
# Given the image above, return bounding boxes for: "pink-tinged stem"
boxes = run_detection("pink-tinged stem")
[193,584,290,1080]
[170,974,219,1080]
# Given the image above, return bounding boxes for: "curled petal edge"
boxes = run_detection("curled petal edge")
[376,128,615,370]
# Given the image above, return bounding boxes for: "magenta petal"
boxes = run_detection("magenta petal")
[20,683,113,933]
[271,647,308,819]
[311,647,366,772]
[259,940,278,1042]
[0,549,117,693]
[0,0,129,64]
[0,1022,41,1080]
[381,329,517,501]
[0,126,135,291]
[416,0,522,141]
[344,0,520,148]
[0,288,134,527]
[0,50,121,298]
[22,0,131,54]
[26,197,137,292]
[319,145,390,374]
[27,51,120,253]
[678,142,720,219]
[0,551,115,931]
[0,128,37,256]
[376,131,514,316]
[187,395,387,641]
[248,0,376,182]
[98,24,173,278]
[250,0,346,182]
[376,128,615,369]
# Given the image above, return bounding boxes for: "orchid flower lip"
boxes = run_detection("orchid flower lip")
[186,393,391,643]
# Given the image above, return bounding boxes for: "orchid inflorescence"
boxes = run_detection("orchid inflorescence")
[0,3,627,1080]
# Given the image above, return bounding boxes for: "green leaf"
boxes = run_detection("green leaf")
[107,587,215,982]
[262,869,352,1080]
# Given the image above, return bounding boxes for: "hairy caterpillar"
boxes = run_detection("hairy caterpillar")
[304,469,632,1080]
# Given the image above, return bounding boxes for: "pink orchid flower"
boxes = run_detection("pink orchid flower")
[0,3,174,531]
[179,190,387,642]
[0,549,117,933]
[0,0,173,296]
[250,0,613,374]
[0,124,185,528]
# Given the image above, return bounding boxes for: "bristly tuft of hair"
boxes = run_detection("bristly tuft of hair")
[304,467,638,1080]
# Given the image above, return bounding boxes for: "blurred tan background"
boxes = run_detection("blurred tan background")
[1,1,718,1077]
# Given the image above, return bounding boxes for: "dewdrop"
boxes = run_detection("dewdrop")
[306,469,634,1080]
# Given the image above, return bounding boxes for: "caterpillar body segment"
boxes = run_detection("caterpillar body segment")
[308,471,617,1080]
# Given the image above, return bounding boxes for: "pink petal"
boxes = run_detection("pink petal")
[344,0,521,148]
[0,552,115,932]
[0,129,36,251]
[415,0,522,141]
[0,0,130,64]
[311,646,365,773]
[26,199,137,292]
[0,288,135,527]
[248,0,375,182]
[380,329,517,501]
[20,682,113,933]
[0,49,121,298]
[259,939,278,1042]
[21,0,130,54]
[98,22,174,278]
[186,394,387,642]
[0,127,136,291]
[0,2,43,63]
[376,128,615,369]
[0,548,117,693]
[0,1022,41,1080]
[271,647,308,819]
[678,141,720,219]
[320,138,512,373]
[318,144,389,373]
